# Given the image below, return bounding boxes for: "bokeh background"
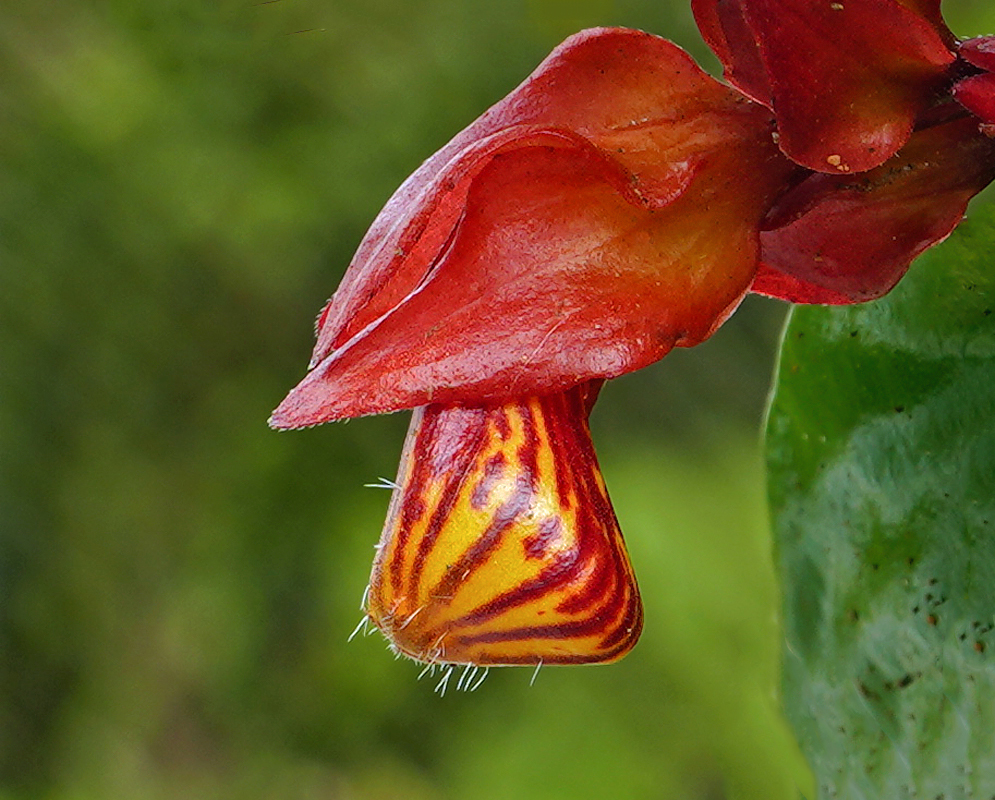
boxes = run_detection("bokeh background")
[2,1,993,798]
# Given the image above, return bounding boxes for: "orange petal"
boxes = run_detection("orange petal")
[268,28,796,428]
[365,383,642,667]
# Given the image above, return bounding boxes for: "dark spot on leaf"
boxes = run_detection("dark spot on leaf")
[928,614,938,626]
[850,330,858,337]
[897,673,916,688]
[984,308,992,316]
[913,605,920,614]
[847,608,859,622]
[871,563,880,571]
[907,557,916,566]
[975,641,986,653]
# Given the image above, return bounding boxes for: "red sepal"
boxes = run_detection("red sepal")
[753,115,995,303]
[692,0,955,173]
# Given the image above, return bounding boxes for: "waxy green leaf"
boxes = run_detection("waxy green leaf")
[766,204,995,797]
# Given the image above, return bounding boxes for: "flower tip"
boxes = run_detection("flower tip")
[267,390,331,430]
[266,407,297,431]
[268,361,398,428]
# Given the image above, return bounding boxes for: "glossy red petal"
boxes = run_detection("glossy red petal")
[271,29,795,428]
[309,27,735,368]
[898,0,953,44]
[694,0,955,173]
[753,116,995,304]
[954,74,995,127]
[271,112,792,427]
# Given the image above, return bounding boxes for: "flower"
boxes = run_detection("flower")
[272,7,995,670]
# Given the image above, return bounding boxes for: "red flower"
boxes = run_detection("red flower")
[272,9,995,671]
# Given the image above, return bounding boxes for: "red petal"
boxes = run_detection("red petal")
[272,119,791,426]
[310,27,736,368]
[749,267,856,305]
[271,29,795,427]
[693,0,955,173]
[753,116,995,304]
[898,0,952,43]
[690,0,772,105]
[954,74,995,126]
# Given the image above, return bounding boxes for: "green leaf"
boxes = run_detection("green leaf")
[766,205,995,799]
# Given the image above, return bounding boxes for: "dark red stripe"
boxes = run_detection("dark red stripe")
[451,590,641,662]
[388,404,488,596]
[516,399,540,491]
[597,583,643,650]
[430,485,533,601]
[523,516,564,559]
[452,547,584,628]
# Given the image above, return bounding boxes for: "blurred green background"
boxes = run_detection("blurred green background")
[2,1,992,798]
